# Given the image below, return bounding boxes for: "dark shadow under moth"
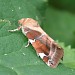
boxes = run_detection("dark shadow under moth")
[8,18,64,68]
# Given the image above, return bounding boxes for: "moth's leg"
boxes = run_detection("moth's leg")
[25,40,30,47]
[8,26,22,32]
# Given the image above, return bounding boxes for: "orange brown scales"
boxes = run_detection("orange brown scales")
[8,18,64,68]
[32,40,50,55]
[25,29,63,68]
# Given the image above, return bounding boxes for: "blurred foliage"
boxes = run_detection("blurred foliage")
[43,6,75,48]
[48,0,75,13]
[0,0,75,75]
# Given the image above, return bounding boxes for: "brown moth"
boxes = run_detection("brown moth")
[8,18,64,68]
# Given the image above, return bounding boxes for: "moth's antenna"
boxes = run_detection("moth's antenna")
[36,16,41,26]
[36,16,39,21]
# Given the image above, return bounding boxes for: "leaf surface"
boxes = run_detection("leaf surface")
[0,0,75,75]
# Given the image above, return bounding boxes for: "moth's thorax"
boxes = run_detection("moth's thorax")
[21,26,26,35]
[21,26,31,36]
[18,18,38,27]
[19,18,54,42]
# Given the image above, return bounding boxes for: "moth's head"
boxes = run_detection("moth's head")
[18,18,39,27]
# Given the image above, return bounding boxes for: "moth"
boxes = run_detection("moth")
[8,18,64,68]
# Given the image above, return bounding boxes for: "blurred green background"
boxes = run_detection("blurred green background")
[0,0,75,75]
[43,0,75,48]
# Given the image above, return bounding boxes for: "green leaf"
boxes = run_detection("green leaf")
[56,41,75,69]
[0,65,17,75]
[48,0,75,12]
[63,46,75,69]
[0,0,75,75]
[43,6,75,69]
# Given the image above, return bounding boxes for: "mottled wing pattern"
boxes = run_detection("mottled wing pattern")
[26,29,64,68]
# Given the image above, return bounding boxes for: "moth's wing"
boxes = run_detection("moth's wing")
[32,35,64,68]
[26,29,64,68]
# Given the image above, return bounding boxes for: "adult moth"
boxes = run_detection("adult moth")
[8,18,64,68]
